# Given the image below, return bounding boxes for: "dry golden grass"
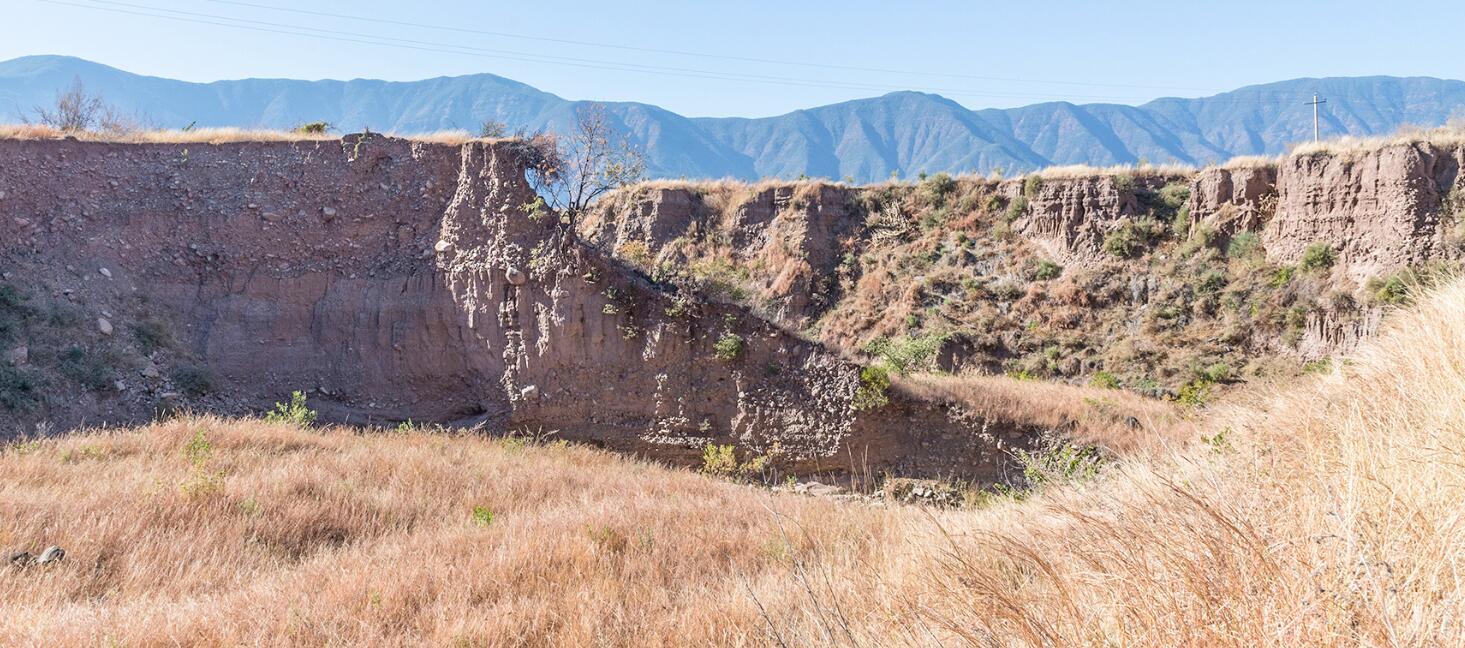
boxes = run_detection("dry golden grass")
[1289,122,1465,158]
[0,419,902,645]
[3,267,1464,647]
[896,373,1191,453]
[0,124,480,145]
[1028,162,1195,180]
[1218,154,1281,170]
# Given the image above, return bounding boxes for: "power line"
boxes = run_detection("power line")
[198,0,1227,94]
[34,0,1209,104]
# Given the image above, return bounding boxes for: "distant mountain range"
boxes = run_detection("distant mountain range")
[4,55,1465,182]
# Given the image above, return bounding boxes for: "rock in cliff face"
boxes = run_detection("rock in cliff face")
[1004,174,1185,265]
[1265,143,1464,281]
[1189,165,1278,238]
[580,183,866,328]
[0,135,1030,482]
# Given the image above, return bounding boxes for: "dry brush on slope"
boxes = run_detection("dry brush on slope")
[583,132,1465,402]
[3,277,1464,645]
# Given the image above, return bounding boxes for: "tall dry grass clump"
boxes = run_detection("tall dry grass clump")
[850,278,1465,646]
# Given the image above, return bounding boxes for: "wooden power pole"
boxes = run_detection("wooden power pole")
[1306,93,1327,142]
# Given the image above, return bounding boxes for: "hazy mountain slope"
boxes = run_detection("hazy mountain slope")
[4,55,1465,180]
[691,92,1049,179]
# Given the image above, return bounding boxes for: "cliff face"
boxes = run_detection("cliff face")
[1266,143,1464,281]
[0,135,1048,482]
[1005,174,1184,266]
[1189,165,1278,238]
[585,142,1465,398]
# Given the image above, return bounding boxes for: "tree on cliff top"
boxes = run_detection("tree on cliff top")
[28,78,137,134]
[522,103,645,229]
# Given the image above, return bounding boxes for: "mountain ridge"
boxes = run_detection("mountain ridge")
[3,55,1464,181]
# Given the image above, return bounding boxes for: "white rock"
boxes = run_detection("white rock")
[520,385,539,400]
[36,546,64,565]
[141,365,161,379]
[434,240,452,253]
[99,267,112,278]
[97,318,113,335]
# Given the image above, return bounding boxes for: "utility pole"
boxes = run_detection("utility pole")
[1306,93,1327,142]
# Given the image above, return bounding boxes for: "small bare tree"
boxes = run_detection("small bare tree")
[524,103,645,229]
[29,78,137,134]
[479,119,509,138]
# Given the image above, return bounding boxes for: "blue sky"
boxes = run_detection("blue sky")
[4,0,1463,117]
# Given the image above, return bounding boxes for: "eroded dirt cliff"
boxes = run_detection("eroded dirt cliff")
[0,134,1058,482]
[583,141,1465,399]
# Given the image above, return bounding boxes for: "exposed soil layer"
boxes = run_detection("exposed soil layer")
[0,135,1051,482]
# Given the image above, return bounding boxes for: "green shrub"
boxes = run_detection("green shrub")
[0,284,31,343]
[1103,219,1158,258]
[292,121,331,135]
[712,332,745,361]
[171,365,214,397]
[1374,275,1408,304]
[1302,358,1333,374]
[1269,266,1295,287]
[59,345,111,392]
[982,194,1003,215]
[471,506,495,527]
[0,365,38,410]
[1088,371,1120,390]
[1200,362,1232,383]
[521,196,551,222]
[1007,368,1037,381]
[1004,196,1029,222]
[1177,380,1212,407]
[1022,175,1042,199]
[1227,231,1262,259]
[1196,269,1227,294]
[919,172,957,206]
[699,444,772,480]
[265,391,318,425]
[1034,260,1063,281]
[130,319,172,355]
[852,365,891,411]
[180,429,224,499]
[1299,243,1338,272]
[1157,181,1190,210]
[1013,439,1106,492]
[863,332,948,375]
[1171,205,1192,239]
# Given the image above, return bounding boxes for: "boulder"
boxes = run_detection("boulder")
[37,546,64,565]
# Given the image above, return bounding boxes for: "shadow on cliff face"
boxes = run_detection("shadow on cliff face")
[0,134,1046,484]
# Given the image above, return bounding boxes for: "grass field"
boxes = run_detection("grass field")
[2,279,1463,645]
